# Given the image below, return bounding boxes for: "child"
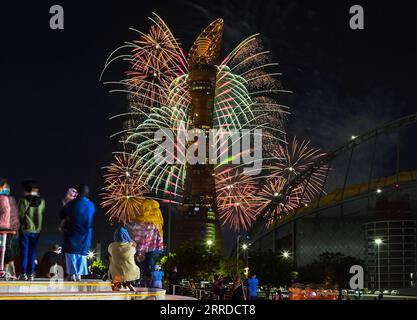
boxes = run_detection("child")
[150,264,164,289]
[108,225,140,292]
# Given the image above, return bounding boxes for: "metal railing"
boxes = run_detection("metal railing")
[172,285,233,300]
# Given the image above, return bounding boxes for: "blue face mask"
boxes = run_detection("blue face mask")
[0,188,10,196]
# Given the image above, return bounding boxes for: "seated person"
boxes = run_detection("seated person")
[108,224,140,292]
[37,244,64,278]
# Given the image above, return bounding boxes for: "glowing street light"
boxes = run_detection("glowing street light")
[244,267,249,276]
[374,238,383,291]
[88,251,95,259]
[206,239,213,247]
[374,238,383,245]
[241,243,250,270]
[376,189,382,194]
[282,250,290,259]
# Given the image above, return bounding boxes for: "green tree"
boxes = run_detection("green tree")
[297,252,363,289]
[249,250,293,299]
[219,257,245,283]
[91,259,108,276]
[159,252,177,275]
[162,239,222,282]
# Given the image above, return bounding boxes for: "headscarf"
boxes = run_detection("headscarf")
[113,225,132,243]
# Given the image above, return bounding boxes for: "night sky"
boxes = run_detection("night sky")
[1,1,416,255]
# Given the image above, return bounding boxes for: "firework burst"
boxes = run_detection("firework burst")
[101,14,307,232]
[101,13,187,113]
[268,136,328,203]
[215,168,260,231]
[256,176,303,226]
[101,153,149,224]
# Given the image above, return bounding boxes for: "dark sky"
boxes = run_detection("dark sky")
[1,1,416,255]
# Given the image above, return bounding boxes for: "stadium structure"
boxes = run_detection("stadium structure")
[251,113,417,291]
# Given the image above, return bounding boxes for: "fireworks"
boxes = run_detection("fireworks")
[256,177,303,227]
[268,136,328,203]
[101,13,187,112]
[215,168,260,231]
[101,14,327,232]
[101,153,149,224]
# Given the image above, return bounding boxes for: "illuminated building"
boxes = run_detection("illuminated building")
[173,19,224,250]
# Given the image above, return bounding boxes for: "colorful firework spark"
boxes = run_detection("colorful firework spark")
[256,176,303,226]
[101,13,187,112]
[215,168,260,231]
[268,136,328,203]
[101,14,326,231]
[101,153,149,224]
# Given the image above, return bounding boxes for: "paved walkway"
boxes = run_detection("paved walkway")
[0,279,195,300]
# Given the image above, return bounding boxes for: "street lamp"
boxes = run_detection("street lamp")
[206,239,213,247]
[236,235,241,276]
[242,244,249,271]
[374,238,383,291]
[282,250,290,260]
[88,250,95,260]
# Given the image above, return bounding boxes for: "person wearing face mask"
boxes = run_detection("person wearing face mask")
[0,178,19,279]
[17,180,46,281]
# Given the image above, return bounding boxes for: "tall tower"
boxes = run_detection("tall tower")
[173,19,224,251]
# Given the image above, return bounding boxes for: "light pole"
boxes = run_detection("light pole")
[236,235,241,276]
[242,244,249,270]
[167,200,172,252]
[374,238,383,291]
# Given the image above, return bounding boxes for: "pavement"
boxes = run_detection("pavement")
[0,279,195,300]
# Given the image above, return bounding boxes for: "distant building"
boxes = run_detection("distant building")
[251,171,417,291]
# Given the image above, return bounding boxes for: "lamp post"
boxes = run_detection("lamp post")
[374,238,383,291]
[236,235,241,276]
[242,244,249,270]
[167,199,172,252]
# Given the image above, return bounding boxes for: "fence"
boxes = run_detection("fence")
[172,285,233,300]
